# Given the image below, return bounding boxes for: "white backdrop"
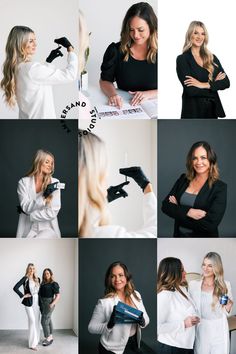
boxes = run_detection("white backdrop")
[158,0,235,119]
[0,239,78,332]
[79,0,157,86]
[0,0,78,119]
[79,119,157,230]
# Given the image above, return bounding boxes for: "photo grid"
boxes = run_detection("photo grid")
[1,0,236,354]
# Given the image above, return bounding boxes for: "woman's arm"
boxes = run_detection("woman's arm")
[88,300,112,335]
[209,55,230,91]
[17,178,45,214]
[99,79,123,109]
[13,276,28,298]
[28,52,78,85]
[50,294,60,308]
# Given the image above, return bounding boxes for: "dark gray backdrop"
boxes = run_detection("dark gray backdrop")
[79,239,157,353]
[158,120,236,237]
[0,120,78,237]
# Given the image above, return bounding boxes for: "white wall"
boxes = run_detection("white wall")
[158,0,236,118]
[79,119,157,230]
[0,0,78,119]
[0,239,77,330]
[79,0,157,86]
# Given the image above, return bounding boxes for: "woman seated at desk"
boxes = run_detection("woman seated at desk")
[100,2,157,109]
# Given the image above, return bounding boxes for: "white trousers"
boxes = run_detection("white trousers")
[194,318,228,354]
[25,294,41,348]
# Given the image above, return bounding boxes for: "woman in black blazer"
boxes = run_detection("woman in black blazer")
[176,21,230,119]
[13,263,41,351]
[162,141,227,237]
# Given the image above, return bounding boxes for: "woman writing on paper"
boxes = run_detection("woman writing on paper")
[162,141,227,237]
[79,130,157,238]
[100,2,157,109]
[189,252,233,354]
[16,149,61,238]
[157,257,200,354]
[176,21,229,119]
[1,26,78,119]
[88,261,149,354]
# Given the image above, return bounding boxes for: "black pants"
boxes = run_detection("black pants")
[156,341,194,354]
[98,335,141,354]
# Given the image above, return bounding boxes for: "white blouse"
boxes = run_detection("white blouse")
[158,287,197,349]
[201,291,223,320]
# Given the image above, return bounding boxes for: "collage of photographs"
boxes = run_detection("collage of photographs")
[0,0,236,354]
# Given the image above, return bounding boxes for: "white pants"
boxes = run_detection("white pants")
[194,318,228,354]
[26,223,58,239]
[25,294,40,348]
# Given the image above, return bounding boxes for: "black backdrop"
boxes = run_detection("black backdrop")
[158,120,236,237]
[79,239,157,353]
[0,119,78,237]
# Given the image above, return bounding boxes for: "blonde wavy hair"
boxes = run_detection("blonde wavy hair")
[79,10,90,74]
[186,141,219,188]
[183,21,218,81]
[25,263,40,286]
[79,130,110,237]
[26,149,55,195]
[202,252,228,309]
[1,26,34,107]
[120,2,157,64]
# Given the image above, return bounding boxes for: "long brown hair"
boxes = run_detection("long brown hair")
[42,268,54,284]
[104,261,140,301]
[120,2,157,63]
[186,141,219,188]
[157,257,188,299]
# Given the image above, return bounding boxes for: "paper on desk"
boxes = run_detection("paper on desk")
[96,103,150,119]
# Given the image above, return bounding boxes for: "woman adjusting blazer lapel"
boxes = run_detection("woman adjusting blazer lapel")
[162,141,227,237]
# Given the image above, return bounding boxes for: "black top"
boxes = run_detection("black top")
[176,49,230,118]
[39,281,60,298]
[162,173,227,237]
[100,42,157,91]
[13,276,40,307]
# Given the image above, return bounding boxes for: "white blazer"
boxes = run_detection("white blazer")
[89,192,157,238]
[88,291,149,354]
[16,52,78,119]
[189,279,232,354]
[158,287,197,349]
[16,176,61,238]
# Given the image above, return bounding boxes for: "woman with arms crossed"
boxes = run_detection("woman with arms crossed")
[39,268,60,346]
[157,257,199,354]
[16,149,61,238]
[176,21,229,119]
[1,26,77,119]
[88,261,149,353]
[189,252,233,354]
[162,141,227,237]
[13,263,40,351]
[100,2,157,109]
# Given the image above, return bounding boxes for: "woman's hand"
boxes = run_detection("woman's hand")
[224,299,233,313]
[184,76,210,89]
[184,315,200,328]
[129,90,153,106]
[23,293,32,299]
[49,302,55,309]
[108,94,123,109]
[215,72,226,81]
[169,195,178,205]
[187,208,206,220]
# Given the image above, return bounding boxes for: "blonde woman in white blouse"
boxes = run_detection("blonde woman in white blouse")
[189,252,233,354]
[157,257,200,354]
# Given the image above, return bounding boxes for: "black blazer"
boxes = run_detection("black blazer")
[162,174,227,237]
[176,49,230,118]
[13,276,40,307]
